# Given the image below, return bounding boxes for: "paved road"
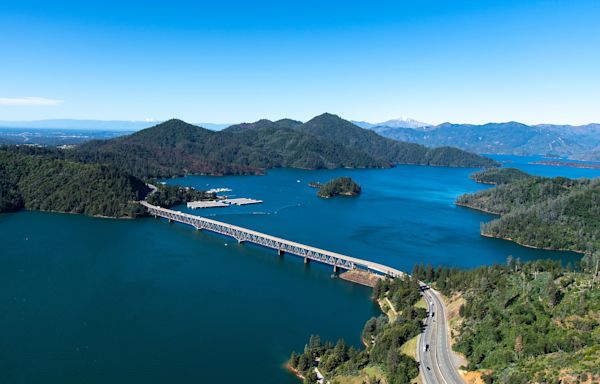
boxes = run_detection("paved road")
[418,286,464,384]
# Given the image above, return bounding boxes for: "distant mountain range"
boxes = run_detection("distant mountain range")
[352,118,430,129]
[362,121,600,161]
[70,113,497,178]
[4,118,597,161]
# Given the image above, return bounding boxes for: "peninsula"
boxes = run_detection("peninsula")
[457,168,600,254]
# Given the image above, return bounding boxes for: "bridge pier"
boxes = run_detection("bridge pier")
[278,249,285,256]
[168,218,173,223]
[333,265,338,273]
[304,257,310,265]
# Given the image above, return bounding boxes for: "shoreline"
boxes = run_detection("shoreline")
[456,202,586,254]
[454,201,502,216]
[480,232,585,254]
[286,364,305,381]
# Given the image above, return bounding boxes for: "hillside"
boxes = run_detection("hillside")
[456,171,600,253]
[415,259,600,383]
[72,115,498,178]
[0,147,149,217]
[368,121,600,161]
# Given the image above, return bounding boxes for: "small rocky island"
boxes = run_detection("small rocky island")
[317,177,361,198]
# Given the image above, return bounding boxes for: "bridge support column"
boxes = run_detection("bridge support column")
[333,265,338,273]
[278,249,284,256]
[154,214,158,219]
[304,257,310,265]
[168,218,173,223]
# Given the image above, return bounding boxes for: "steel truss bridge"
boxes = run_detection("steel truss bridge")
[141,201,404,277]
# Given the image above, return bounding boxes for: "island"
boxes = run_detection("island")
[317,177,361,198]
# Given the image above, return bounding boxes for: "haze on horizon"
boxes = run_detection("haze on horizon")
[1,0,599,126]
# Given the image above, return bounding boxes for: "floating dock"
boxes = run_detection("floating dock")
[223,198,263,206]
[187,200,229,209]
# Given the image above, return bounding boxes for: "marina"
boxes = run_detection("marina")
[223,198,263,206]
[186,197,263,209]
[187,200,229,209]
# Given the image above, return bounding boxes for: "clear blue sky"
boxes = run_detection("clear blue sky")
[1,0,599,125]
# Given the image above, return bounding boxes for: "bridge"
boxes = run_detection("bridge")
[140,201,404,278]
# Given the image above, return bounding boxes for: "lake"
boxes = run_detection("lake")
[1,155,598,383]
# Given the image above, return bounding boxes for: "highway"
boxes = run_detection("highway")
[418,286,465,384]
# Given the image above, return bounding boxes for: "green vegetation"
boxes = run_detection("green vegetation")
[146,184,216,208]
[413,258,600,383]
[72,114,498,179]
[456,172,600,254]
[317,177,362,198]
[0,147,148,217]
[289,275,424,384]
[470,167,532,185]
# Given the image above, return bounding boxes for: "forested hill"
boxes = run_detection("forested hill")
[457,168,600,254]
[414,258,600,383]
[0,147,149,217]
[74,118,386,178]
[73,114,498,178]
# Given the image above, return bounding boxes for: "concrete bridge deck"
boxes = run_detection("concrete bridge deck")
[140,201,404,278]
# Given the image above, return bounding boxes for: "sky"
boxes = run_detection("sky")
[1,0,599,125]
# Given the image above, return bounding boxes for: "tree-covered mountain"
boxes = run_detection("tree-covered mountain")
[0,147,149,217]
[73,118,388,178]
[73,114,496,179]
[368,121,600,161]
[457,170,600,254]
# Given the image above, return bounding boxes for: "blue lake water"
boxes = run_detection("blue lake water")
[1,155,598,383]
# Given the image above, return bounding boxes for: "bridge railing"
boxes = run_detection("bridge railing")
[141,201,404,278]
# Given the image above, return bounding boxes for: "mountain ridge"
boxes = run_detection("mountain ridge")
[71,114,497,178]
[368,121,600,160]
